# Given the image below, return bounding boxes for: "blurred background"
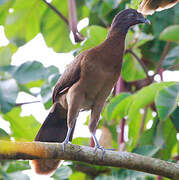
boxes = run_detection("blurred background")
[0,0,179,179]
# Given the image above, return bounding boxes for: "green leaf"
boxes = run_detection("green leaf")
[95,175,113,180]
[111,95,133,120]
[128,82,175,123]
[53,166,72,180]
[133,33,154,48]
[80,25,108,52]
[0,45,16,66]
[2,107,41,141]
[132,145,159,156]
[13,61,47,84]
[40,73,60,109]
[122,52,146,82]
[6,161,30,173]
[72,137,89,146]
[41,0,77,53]
[104,93,131,121]
[2,171,30,180]
[0,128,10,140]
[155,83,179,121]
[160,25,179,42]
[0,0,8,5]
[4,0,45,46]
[69,172,85,180]
[171,107,179,131]
[0,0,14,25]
[161,118,177,159]
[162,46,179,69]
[0,79,18,113]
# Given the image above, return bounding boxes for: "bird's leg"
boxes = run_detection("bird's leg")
[89,102,106,160]
[63,86,83,152]
[91,132,106,160]
[62,127,73,152]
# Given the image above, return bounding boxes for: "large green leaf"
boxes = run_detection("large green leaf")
[0,128,10,140]
[6,161,30,173]
[2,107,41,141]
[160,25,179,42]
[70,172,85,180]
[2,171,30,180]
[80,25,108,52]
[0,45,17,66]
[103,93,131,122]
[53,166,72,180]
[132,145,159,157]
[110,95,133,120]
[162,46,179,69]
[0,0,8,5]
[0,0,14,25]
[0,61,59,87]
[41,0,77,52]
[171,107,179,131]
[128,82,175,123]
[122,52,146,82]
[0,79,18,113]
[155,83,179,121]
[161,118,177,159]
[4,0,45,46]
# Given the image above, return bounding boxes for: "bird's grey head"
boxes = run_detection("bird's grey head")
[111,8,150,33]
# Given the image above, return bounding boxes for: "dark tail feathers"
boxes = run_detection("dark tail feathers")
[31,103,73,175]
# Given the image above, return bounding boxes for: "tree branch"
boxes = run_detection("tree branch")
[156,42,171,73]
[43,0,69,26]
[0,141,179,179]
[15,101,40,107]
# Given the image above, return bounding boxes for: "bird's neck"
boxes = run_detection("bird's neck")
[103,28,127,54]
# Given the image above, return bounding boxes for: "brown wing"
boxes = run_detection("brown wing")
[52,53,84,103]
[138,0,179,15]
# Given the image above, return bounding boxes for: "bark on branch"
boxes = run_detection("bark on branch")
[0,141,179,179]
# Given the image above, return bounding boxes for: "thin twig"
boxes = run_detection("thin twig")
[167,64,179,71]
[136,107,148,146]
[125,49,151,81]
[43,0,69,26]
[0,141,179,179]
[156,42,171,73]
[15,101,41,107]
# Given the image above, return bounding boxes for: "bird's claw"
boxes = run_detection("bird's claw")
[62,140,70,152]
[94,145,106,161]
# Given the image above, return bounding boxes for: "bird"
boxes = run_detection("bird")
[31,8,150,175]
[138,0,179,15]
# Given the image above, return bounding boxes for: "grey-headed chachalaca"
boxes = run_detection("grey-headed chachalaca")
[31,8,150,175]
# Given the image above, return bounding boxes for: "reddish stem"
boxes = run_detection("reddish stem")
[159,68,163,81]
[114,76,126,149]
[90,137,95,147]
[157,176,162,180]
[119,118,126,144]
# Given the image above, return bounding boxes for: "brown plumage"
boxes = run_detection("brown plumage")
[31,8,150,175]
[138,0,179,15]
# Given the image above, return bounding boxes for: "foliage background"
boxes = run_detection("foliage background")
[0,0,179,179]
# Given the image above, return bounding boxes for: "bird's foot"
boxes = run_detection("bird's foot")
[62,139,71,153]
[62,128,73,152]
[94,144,106,161]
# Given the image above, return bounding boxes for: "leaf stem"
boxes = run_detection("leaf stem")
[42,0,69,26]
[125,49,151,82]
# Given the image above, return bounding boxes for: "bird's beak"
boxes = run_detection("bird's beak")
[144,18,150,24]
[137,16,151,24]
